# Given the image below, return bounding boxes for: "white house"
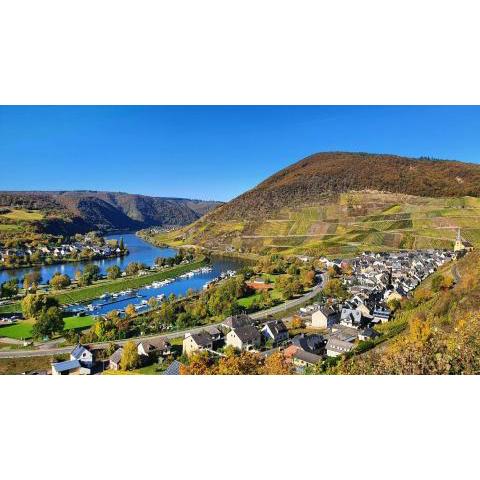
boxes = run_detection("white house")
[70,344,93,368]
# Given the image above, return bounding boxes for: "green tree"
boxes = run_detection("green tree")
[83,264,100,281]
[1,279,18,298]
[21,294,59,319]
[31,306,64,339]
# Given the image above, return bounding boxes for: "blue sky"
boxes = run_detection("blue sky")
[1,106,480,201]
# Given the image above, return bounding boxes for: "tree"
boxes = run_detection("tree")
[125,262,146,276]
[179,351,215,375]
[278,274,303,300]
[323,278,348,300]
[50,273,71,290]
[31,306,64,339]
[262,352,294,375]
[119,237,125,252]
[106,265,121,280]
[21,294,59,319]
[300,269,316,288]
[23,271,42,291]
[83,264,100,281]
[290,315,305,329]
[1,279,18,298]
[120,341,139,370]
[125,304,136,318]
[217,351,263,375]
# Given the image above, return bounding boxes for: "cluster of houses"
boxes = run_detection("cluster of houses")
[294,249,455,359]
[47,247,462,375]
[178,249,458,372]
[51,337,173,375]
[0,241,124,266]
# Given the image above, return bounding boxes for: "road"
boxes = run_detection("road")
[0,275,326,359]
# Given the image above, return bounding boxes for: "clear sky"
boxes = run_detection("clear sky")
[1,106,480,201]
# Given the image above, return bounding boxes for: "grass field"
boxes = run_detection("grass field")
[0,315,95,340]
[238,289,283,308]
[0,224,21,231]
[0,208,44,221]
[0,259,206,314]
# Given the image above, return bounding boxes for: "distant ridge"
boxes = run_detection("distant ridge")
[0,190,222,234]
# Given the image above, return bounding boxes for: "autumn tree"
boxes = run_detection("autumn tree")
[323,278,348,300]
[106,265,121,280]
[180,351,215,375]
[261,352,294,375]
[23,271,42,291]
[50,273,71,290]
[125,304,136,318]
[290,315,305,329]
[120,340,139,370]
[216,351,263,375]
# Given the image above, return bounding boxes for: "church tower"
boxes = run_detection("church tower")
[454,228,465,252]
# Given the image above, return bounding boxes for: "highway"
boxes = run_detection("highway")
[0,275,325,359]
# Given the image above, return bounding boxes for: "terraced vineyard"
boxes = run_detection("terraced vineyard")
[150,191,480,257]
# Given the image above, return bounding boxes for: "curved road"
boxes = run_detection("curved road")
[0,275,325,359]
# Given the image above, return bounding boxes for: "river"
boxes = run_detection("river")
[0,233,246,315]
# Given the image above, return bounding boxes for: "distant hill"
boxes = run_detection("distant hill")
[0,191,221,236]
[148,152,480,255]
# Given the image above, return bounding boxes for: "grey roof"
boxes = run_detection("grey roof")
[204,325,222,337]
[52,359,81,372]
[163,360,183,375]
[262,320,287,338]
[70,343,91,360]
[292,350,323,365]
[340,308,362,324]
[320,306,336,317]
[360,327,379,338]
[137,337,170,352]
[233,325,261,343]
[326,337,355,352]
[292,333,325,353]
[189,332,213,347]
[109,347,124,364]
[222,314,253,329]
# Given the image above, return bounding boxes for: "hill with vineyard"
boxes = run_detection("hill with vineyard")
[147,152,480,256]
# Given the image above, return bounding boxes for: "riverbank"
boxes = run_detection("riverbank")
[0,250,129,273]
[0,258,207,314]
[137,229,259,263]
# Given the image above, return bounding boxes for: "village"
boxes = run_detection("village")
[45,245,464,375]
[0,233,127,269]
